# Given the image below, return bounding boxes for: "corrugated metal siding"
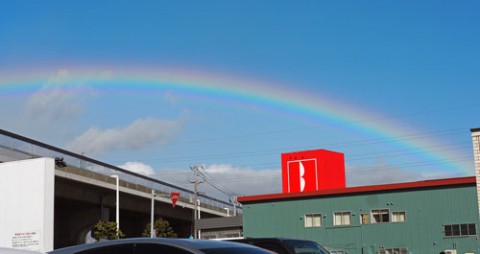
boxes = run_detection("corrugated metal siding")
[196,215,243,230]
[243,184,480,254]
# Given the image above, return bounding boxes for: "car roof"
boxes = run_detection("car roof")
[235,237,317,243]
[227,238,331,254]
[49,238,260,254]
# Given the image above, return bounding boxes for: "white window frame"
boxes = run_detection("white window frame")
[333,211,351,226]
[391,211,406,223]
[304,214,322,228]
[378,247,408,254]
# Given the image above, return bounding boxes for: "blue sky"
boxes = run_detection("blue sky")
[1,1,479,200]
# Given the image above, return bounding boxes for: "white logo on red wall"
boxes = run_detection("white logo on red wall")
[287,159,317,192]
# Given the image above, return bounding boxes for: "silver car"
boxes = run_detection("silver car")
[48,238,273,254]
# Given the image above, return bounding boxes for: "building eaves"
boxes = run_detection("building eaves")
[238,176,475,204]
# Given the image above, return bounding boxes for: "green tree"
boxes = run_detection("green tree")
[92,220,124,240]
[143,218,177,238]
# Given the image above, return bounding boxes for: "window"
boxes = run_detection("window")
[361,214,369,224]
[283,239,330,254]
[202,247,274,254]
[333,212,351,226]
[254,243,287,254]
[77,244,134,254]
[378,248,408,254]
[134,244,192,254]
[444,223,477,237]
[392,211,406,222]
[371,209,389,223]
[304,214,322,227]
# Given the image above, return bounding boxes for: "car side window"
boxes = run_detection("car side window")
[133,243,193,254]
[77,244,135,254]
[254,243,289,254]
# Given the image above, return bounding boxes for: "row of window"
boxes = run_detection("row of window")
[304,209,406,227]
[444,223,476,237]
[305,213,477,238]
[378,248,408,254]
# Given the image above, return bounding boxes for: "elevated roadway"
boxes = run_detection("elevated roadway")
[0,129,237,248]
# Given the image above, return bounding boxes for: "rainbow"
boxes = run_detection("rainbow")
[0,65,473,175]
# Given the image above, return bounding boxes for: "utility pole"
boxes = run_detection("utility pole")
[189,164,205,239]
[232,195,238,217]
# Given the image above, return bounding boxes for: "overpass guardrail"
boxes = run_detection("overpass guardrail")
[0,128,239,215]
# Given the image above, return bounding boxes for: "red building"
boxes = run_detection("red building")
[281,149,346,193]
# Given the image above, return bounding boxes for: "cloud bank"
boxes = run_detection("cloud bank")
[112,160,437,201]
[117,161,155,176]
[346,164,426,187]
[203,164,282,196]
[25,70,94,123]
[66,117,182,156]
[149,164,282,200]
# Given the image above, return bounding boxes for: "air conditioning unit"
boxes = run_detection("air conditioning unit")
[444,250,457,254]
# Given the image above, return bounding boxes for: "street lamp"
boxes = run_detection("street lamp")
[197,199,201,239]
[150,189,155,238]
[110,175,120,233]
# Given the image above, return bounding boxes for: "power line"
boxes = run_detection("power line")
[198,168,238,196]
[107,126,476,197]
[173,156,474,186]
[114,128,468,165]
[115,102,480,150]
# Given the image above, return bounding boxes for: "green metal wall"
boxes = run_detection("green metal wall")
[242,185,480,254]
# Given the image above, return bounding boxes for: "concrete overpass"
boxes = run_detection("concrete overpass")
[0,129,238,249]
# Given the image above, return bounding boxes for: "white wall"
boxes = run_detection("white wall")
[0,158,55,252]
[472,129,480,216]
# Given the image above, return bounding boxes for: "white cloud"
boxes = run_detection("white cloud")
[142,164,282,200]
[117,161,155,176]
[103,157,450,202]
[203,164,281,196]
[346,164,426,187]
[25,69,94,122]
[163,91,179,105]
[66,117,183,156]
[155,162,422,200]
[198,163,434,198]
[101,159,441,202]
[115,160,443,202]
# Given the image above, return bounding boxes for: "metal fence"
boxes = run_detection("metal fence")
[0,129,237,214]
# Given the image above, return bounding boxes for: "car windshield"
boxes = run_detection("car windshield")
[201,247,273,254]
[283,240,330,254]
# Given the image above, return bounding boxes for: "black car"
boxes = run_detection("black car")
[48,238,273,254]
[227,238,330,254]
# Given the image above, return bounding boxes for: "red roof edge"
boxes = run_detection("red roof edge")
[238,176,476,203]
